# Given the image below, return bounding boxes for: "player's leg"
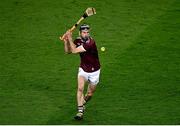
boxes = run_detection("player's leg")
[77,76,86,107]
[75,75,86,120]
[84,83,96,104]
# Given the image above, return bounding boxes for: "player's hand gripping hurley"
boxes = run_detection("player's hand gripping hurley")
[60,7,96,41]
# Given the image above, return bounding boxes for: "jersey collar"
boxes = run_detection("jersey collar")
[81,37,90,43]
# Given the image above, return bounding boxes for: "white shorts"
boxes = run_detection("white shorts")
[78,67,100,85]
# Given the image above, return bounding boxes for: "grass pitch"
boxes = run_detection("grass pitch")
[0,0,179,124]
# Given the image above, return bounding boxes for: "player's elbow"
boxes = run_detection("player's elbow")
[70,48,79,54]
[71,46,86,54]
[71,50,78,54]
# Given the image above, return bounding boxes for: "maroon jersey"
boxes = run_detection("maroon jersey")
[74,37,101,72]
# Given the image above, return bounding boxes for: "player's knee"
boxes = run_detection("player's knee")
[87,92,93,96]
[78,87,84,93]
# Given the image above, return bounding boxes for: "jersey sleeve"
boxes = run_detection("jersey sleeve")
[74,39,80,48]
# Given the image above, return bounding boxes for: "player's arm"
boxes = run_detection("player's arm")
[63,38,71,54]
[66,31,86,54]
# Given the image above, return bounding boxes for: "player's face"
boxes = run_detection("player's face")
[80,30,89,39]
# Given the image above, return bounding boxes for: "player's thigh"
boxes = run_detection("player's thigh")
[78,68,88,83]
[78,76,86,91]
